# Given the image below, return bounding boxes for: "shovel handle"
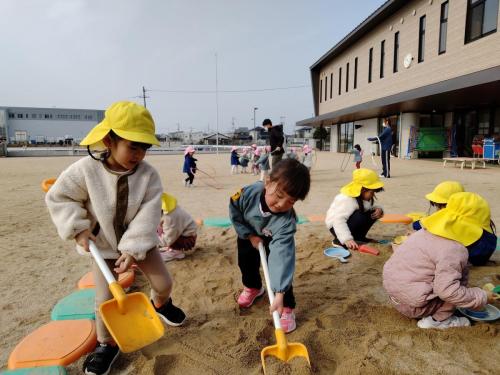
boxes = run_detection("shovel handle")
[89,241,118,286]
[258,242,282,329]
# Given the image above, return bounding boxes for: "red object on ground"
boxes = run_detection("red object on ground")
[358,244,380,256]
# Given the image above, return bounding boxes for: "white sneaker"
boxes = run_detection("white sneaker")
[417,315,470,329]
[160,249,186,262]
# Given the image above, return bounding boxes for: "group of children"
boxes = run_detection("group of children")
[44,101,497,375]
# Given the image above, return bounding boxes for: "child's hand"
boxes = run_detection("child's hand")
[270,292,284,315]
[248,234,262,250]
[486,290,499,304]
[371,208,384,219]
[345,240,359,250]
[114,253,135,274]
[75,229,96,252]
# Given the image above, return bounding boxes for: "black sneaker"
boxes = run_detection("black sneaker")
[331,238,342,247]
[153,298,186,326]
[83,343,119,375]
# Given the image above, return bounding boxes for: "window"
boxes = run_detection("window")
[418,15,426,63]
[393,32,399,72]
[324,75,328,102]
[338,67,342,95]
[319,78,322,103]
[8,113,14,118]
[439,2,449,53]
[17,113,23,118]
[346,63,349,92]
[380,40,385,78]
[354,57,358,89]
[330,73,333,99]
[368,48,373,83]
[465,0,499,42]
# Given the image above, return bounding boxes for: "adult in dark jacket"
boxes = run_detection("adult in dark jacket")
[368,118,393,178]
[263,118,284,168]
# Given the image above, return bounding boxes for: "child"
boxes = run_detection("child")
[325,168,384,250]
[302,145,313,170]
[383,192,496,329]
[158,192,198,262]
[183,146,197,187]
[286,147,298,160]
[230,146,240,174]
[352,144,363,169]
[255,146,271,181]
[229,158,311,333]
[251,145,261,175]
[45,101,186,375]
[239,148,250,173]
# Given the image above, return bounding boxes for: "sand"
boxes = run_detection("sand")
[0,152,499,374]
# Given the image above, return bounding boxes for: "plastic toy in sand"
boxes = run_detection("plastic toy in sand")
[41,178,56,193]
[306,214,325,223]
[358,244,380,256]
[51,289,96,321]
[324,247,351,263]
[77,269,135,290]
[458,305,500,322]
[2,365,67,374]
[203,217,233,228]
[379,214,412,224]
[406,211,426,222]
[8,320,96,370]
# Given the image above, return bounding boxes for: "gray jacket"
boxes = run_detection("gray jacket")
[229,181,297,293]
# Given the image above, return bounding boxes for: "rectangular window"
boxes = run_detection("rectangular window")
[330,73,333,99]
[393,32,399,72]
[418,15,426,63]
[354,57,358,89]
[324,75,328,101]
[17,113,23,118]
[346,63,349,92]
[380,40,385,78]
[368,48,373,83]
[439,2,449,53]
[465,0,499,43]
[338,67,342,95]
[319,78,322,103]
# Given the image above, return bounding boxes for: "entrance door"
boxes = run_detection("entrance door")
[338,122,354,152]
[454,111,477,157]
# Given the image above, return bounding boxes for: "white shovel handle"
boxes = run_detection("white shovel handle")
[258,242,282,329]
[89,241,117,286]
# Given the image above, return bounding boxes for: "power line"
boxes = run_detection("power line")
[145,84,310,94]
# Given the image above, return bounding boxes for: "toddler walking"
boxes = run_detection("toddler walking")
[183,146,197,187]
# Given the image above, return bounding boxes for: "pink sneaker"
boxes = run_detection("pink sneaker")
[237,287,265,308]
[160,248,186,262]
[280,307,297,333]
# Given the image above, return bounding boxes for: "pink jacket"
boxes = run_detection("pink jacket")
[383,230,487,309]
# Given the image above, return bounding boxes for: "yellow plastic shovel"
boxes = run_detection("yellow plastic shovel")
[258,243,310,374]
[89,241,164,353]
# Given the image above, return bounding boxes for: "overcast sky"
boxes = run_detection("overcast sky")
[0,0,383,134]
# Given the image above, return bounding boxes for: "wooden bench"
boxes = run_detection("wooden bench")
[442,157,486,170]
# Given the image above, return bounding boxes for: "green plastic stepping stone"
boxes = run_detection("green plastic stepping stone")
[297,216,309,224]
[2,366,67,374]
[51,289,95,321]
[203,217,233,228]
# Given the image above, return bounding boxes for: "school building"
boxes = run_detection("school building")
[297,0,500,158]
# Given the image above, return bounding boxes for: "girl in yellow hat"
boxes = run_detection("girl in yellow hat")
[383,192,497,329]
[325,168,384,250]
[46,101,186,375]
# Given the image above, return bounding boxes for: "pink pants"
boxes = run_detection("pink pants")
[389,295,456,321]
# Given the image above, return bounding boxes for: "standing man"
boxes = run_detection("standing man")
[262,118,284,168]
[368,118,393,178]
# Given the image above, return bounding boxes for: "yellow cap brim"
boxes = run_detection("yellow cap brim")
[80,121,160,147]
[340,179,384,197]
[425,192,447,204]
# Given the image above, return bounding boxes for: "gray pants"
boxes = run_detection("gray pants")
[271,153,283,169]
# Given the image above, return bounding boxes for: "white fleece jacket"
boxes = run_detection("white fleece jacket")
[45,156,163,260]
[159,205,198,248]
[325,193,380,244]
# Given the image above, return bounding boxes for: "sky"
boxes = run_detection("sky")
[0,0,384,135]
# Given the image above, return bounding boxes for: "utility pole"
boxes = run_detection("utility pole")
[253,107,258,129]
[215,53,219,154]
[141,86,149,108]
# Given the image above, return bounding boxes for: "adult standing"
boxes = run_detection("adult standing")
[368,118,393,178]
[262,118,284,168]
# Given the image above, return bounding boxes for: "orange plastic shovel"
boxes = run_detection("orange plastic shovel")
[258,243,310,374]
[358,244,380,256]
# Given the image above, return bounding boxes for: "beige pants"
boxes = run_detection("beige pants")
[92,247,173,343]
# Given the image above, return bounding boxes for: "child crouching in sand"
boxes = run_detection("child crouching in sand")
[158,192,198,261]
[229,159,310,333]
[325,168,384,250]
[383,192,496,329]
[45,101,186,375]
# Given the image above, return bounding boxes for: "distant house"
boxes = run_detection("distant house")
[249,126,268,143]
[295,126,313,139]
[201,132,232,145]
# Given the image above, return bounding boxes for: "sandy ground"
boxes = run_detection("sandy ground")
[0,152,499,374]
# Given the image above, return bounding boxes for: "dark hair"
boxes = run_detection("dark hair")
[354,144,361,151]
[356,186,384,211]
[269,159,310,200]
[108,130,152,151]
[429,201,447,210]
[262,118,272,126]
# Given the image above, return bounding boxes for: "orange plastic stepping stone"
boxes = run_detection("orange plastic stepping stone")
[41,178,56,193]
[379,214,412,224]
[195,218,203,226]
[77,269,135,290]
[8,320,96,369]
[306,214,325,223]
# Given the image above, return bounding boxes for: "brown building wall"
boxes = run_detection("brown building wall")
[317,0,500,116]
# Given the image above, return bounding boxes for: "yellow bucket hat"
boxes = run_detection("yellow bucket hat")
[80,101,160,147]
[421,192,492,246]
[161,193,177,214]
[340,168,384,197]
[425,181,465,204]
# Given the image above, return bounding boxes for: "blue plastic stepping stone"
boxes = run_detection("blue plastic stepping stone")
[51,289,96,321]
[496,237,500,251]
[3,366,67,374]
[297,216,309,224]
[203,217,233,228]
